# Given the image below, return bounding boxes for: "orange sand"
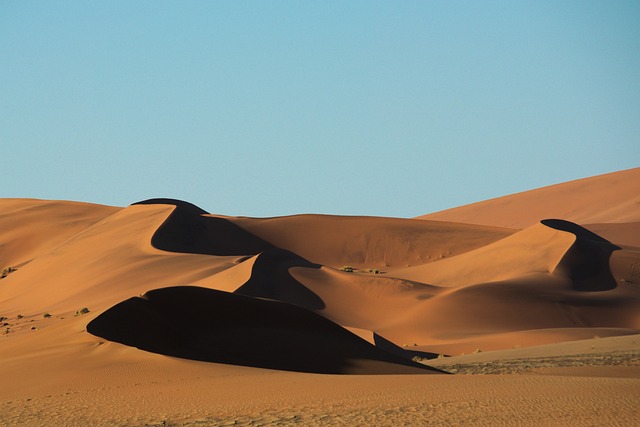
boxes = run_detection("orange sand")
[1,169,639,425]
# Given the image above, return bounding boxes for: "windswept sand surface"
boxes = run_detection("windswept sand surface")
[1,168,639,425]
[417,167,640,228]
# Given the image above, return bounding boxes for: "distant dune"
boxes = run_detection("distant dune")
[417,167,640,246]
[1,168,639,425]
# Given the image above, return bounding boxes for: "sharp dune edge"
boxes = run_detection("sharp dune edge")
[418,167,640,243]
[1,169,639,426]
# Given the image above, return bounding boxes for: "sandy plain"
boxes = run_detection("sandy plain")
[1,167,639,426]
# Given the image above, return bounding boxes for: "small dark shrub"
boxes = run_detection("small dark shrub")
[1,267,16,278]
[75,307,90,316]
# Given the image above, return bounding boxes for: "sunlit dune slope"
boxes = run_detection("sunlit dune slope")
[390,221,576,287]
[187,210,640,355]
[0,202,245,315]
[226,214,514,269]
[371,219,640,353]
[580,222,640,248]
[390,219,625,290]
[417,167,640,230]
[0,198,120,268]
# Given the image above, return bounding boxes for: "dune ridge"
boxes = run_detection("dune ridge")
[390,221,576,287]
[0,203,241,315]
[135,198,274,256]
[0,198,120,269]
[418,167,640,229]
[227,214,515,269]
[1,195,638,367]
[1,169,639,425]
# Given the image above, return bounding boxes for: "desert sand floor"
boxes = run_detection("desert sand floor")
[2,335,638,427]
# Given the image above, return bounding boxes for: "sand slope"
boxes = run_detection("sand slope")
[1,169,640,425]
[0,199,442,374]
[0,202,242,315]
[0,198,119,269]
[226,214,515,269]
[1,194,638,362]
[417,167,640,229]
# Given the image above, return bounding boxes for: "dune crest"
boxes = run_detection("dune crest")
[135,198,273,256]
[0,203,241,315]
[2,196,638,365]
[227,214,515,269]
[418,167,640,230]
[0,198,120,269]
[542,219,620,291]
[2,169,640,424]
[389,220,576,287]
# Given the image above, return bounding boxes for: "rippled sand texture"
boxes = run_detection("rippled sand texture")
[1,168,639,425]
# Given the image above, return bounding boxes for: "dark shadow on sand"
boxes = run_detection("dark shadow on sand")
[87,286,444,375]
[133,198,274,256]
[373,333,441,360]
[234,248,326,310]
[542,219,621,291]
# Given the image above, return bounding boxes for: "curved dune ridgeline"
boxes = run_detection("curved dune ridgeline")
[227,214,516,270]
[541,219,621,291]
[417,167,640,228]
[1,169,640,425]
[133,198,274,256]
[1,169,639,380]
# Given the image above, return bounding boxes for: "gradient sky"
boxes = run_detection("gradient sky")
[1,1,638,217]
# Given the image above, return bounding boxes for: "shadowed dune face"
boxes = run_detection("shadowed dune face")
[542,219,620,291]
[87,286,442,375]
[234,248,326,311]
[134,198,274,256]
[610,249,640,285]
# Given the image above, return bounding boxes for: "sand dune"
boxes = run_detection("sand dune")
[582,222,640,248]
[0,198,119,269]
[379,273,640,355]
[418,167,640,229]
[135,198,274,256]
[390,219,623,289]
[390,221,576,287]
[0,202,241,315]
[1,169,639,425]
[87,286,439,375]
[376,219,640,353]
[227,213,514,269]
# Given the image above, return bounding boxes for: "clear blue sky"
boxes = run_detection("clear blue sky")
[1,1,638,217]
